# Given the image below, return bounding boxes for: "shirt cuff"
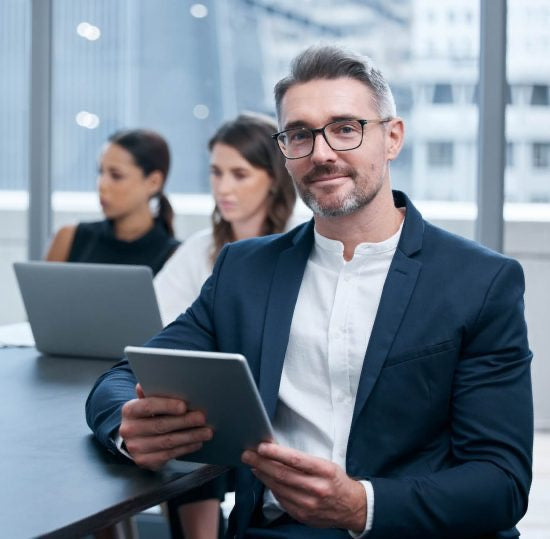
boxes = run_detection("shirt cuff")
[114,431,134,460]
[348,480,374,538]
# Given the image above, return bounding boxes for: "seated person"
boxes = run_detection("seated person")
[46,128,179,274]
[154,113,296,539]
[155,112,297,325]
[86,46,533,539]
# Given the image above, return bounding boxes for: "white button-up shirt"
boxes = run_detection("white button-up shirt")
[263,221,403,535]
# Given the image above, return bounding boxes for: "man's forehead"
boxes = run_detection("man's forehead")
[278,77,376,128]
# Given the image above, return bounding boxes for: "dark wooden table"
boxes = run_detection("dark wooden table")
[0,347,225,538]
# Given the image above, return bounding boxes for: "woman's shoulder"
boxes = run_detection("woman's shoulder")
[183,227,213,247]
[75,220,106,231]
[169,227,212,260]
[45,224,78,261]
[186,227,213,240]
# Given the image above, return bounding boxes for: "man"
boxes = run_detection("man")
[86,46,533,538]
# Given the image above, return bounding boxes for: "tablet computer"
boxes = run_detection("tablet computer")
[125,346,274,466]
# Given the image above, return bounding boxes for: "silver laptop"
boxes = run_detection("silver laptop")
[13,261,163,359]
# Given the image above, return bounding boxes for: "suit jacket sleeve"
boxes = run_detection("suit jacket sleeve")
[85,245,229,452]
[368,258,533,538]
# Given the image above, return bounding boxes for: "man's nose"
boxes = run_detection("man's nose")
[310,132,337,164]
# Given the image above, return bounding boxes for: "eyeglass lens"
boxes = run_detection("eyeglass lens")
[278,120,364,158]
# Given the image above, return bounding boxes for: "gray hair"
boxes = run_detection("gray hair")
[274,45,396,120]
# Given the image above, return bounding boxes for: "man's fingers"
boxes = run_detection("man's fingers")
[243,451,320,493]
[252,466,308,497]
[136,383,145,399]
[119,409,209,439]
[133,442,204,471]
[251,470,327,525]
[125,426,213,455]
[254,443,331,476]
[122,396,189,419]
[244,452,301,486]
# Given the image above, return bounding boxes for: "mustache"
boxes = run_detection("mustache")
[301,164,356,184]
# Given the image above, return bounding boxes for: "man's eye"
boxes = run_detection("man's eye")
[288,130,310,144]
[334,124,359,136]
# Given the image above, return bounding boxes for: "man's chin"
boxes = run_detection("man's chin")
[303,194,361,218]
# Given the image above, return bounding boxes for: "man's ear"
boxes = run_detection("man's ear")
[146,170,164,197]
[386,117,405,161]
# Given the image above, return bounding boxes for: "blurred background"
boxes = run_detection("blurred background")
[0,1,548,535]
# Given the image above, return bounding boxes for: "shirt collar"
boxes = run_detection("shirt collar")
[313,214,404,261]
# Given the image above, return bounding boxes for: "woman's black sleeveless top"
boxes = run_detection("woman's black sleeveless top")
[67,219,180,275]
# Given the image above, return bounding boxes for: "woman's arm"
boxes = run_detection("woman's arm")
[154,229,213,326]
[45,225,77,261]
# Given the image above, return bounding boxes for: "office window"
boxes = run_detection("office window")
[0,0,30,325]
[51,0,224,194]
[531,84,549,106]
[433,83,454,104]
[507,0,550,202]
[506,142,514,168]
[0,1,30,190]
[471,83,512,105]
[529,192,550,203]
[11,0,485,205]
[532,143,550,168]
[428,142,454,167]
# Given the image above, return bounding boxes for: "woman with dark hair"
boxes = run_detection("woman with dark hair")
[155,113,297,325]
[153,113,298,539]
[46,129,179,275]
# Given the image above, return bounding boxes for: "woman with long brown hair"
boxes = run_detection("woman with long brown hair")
[155,112,297,326]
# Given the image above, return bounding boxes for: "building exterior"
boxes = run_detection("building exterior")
[0,0,548,201]
[408,0,550,202]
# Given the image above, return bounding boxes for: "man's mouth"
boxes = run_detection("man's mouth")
[308,174,348,184]
[302,166,355,185]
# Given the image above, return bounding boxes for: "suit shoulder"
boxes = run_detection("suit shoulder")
[226,221,310,258]
[423,220,517,266]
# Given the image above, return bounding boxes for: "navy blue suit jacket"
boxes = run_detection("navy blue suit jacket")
[86,191,533,539]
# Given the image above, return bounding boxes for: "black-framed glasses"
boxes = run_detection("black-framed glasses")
[272,118,392,159]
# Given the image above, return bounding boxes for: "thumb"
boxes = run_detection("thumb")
[136,383,146,399]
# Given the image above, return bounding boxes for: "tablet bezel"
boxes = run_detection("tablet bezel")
[125,346,274,466]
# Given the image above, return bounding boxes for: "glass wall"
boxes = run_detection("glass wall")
[50,0,224,194]
[506,0,550,203]
[0,1,30,324]
[44,0,416,196]
[3,1,550,204]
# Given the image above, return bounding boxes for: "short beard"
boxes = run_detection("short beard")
[295,164,382,218]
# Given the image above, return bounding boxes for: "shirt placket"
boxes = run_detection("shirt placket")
[327,262,353,468]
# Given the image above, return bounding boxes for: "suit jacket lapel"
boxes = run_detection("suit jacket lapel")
[259,221,314,419]
[351,251,421,429]
[351,192,424,430]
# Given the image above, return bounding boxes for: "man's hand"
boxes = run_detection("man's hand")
[241,443,367,532]
[118,383,213,470]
